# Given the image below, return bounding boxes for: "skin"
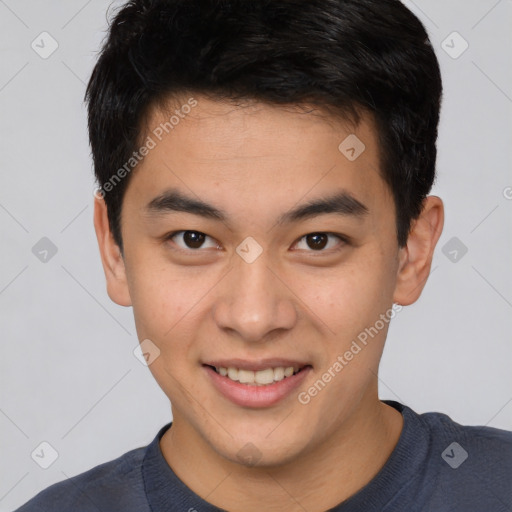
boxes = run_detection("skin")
[94,95,444,512]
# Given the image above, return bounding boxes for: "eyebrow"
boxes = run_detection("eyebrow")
[144,188,369,225]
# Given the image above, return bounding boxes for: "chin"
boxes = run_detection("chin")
[227,442,302,469]
[208,425,309,469]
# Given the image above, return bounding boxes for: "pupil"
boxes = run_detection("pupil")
[184,231,205,248]
[307,233,327,250]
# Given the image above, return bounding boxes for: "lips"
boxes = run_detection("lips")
[202,359,313,408]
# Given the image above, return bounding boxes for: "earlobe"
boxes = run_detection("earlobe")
[93,195,132,307]
[393,196,444,306]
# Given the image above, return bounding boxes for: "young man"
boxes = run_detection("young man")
[16,0,512,511]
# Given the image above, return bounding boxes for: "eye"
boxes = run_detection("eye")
[293,232,348,252]
[165,230,220,251]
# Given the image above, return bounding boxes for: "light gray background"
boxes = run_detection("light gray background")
[1,0,511,510]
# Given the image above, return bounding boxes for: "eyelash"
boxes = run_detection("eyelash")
[162,230,350,254]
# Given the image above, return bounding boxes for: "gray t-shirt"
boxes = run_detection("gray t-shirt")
[14,400,512,511]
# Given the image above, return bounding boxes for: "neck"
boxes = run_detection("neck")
[160,394,403,512]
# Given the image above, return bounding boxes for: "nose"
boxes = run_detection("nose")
[213,252,298,343]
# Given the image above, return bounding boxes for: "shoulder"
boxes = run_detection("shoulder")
[414,407,512,510]
[419,408,512,462]
[14,445,149,512]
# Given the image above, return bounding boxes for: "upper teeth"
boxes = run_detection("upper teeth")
[216,366,297,385]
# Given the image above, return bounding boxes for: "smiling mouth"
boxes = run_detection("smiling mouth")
[204,364,310,386]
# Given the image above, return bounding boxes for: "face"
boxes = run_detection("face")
[103,96,407,466]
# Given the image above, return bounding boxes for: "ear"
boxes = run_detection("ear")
[393,195,444,306]
[93,192,132,307]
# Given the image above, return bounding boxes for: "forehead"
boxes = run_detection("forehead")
[142,95,374,160]
[126,95,391,223]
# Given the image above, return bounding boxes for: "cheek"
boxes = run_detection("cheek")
[128,267,204,398]
[126,254,197,342]
[296,259,392,336]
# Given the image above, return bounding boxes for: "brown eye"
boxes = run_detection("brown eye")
[305,233,328,250]
[166,231,219,250]
[294,232,347,252]
[182,231,205,249]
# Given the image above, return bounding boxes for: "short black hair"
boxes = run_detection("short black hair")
[85,0,443,254]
